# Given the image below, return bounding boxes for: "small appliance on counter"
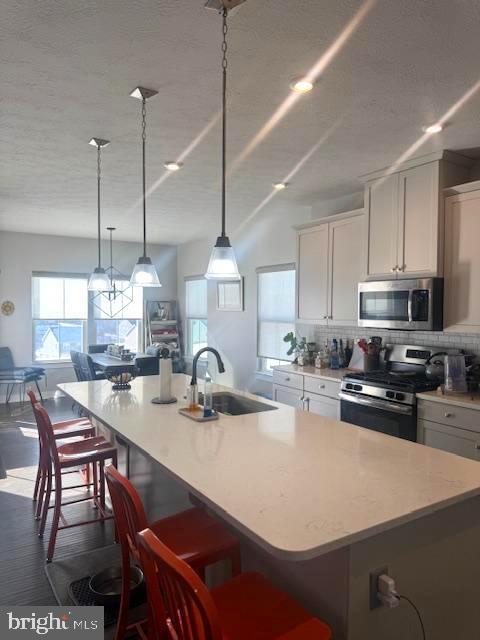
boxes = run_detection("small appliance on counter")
[358,278,444,331]
[339,344,469,441]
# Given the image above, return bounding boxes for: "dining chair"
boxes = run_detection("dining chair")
[33,403,117,562]
[105,465,241,640]
[137,527,332,640]
[27,389,95,512]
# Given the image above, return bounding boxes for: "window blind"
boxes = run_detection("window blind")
[257,267,295,361]
[186,278,207,319]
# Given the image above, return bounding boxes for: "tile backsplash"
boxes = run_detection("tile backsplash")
[297,324,480,359]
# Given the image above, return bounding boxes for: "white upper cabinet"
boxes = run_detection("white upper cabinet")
[329,215,365,326]
[398,162,439,277]
[297,224,329,323]
[444,189,480,333]
[362,151,471,280]
[296,210,364,325]
[365,173,399,278]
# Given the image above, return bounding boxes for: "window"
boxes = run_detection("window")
[257,265,296,374]
[91,280,143,352]
[32,275,88,362]
[185,277,207,357]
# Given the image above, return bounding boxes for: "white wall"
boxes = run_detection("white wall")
[0,231,177,397]
[177,203,311,394]
[311,191,364,220]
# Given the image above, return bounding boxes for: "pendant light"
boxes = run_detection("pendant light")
[129,87,162,287]
[88,138,112,292]
[91,227,134,318]
[205,6,241,280]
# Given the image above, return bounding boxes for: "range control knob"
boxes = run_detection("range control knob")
[395,393,406,401]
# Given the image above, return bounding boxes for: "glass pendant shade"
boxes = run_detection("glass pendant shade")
[205,236,241,280]
[130,256,162,287]
[88,267,111,292]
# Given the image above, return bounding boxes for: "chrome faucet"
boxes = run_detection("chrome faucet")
[190,347,225,386]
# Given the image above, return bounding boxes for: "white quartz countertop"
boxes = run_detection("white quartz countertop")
[417,389,480,410]
[59,375,480,561]
[273,364,345,382]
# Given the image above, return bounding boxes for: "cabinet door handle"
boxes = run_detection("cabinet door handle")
[323,315,328,319]
[304,397,310,411]
[319,384,326,389]
[399,264,406,272]
[285,377,291,382]
[476,444,480,450]
[391,266,398,273]
[329,315,333,320]
[444,412,453,418]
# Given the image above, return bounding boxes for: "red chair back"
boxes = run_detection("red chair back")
[137,527,222,640]
[31,403,61,472]
[104,465,149,560]
[27,388,38,407]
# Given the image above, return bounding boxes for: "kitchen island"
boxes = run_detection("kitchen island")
[59,374,480,640]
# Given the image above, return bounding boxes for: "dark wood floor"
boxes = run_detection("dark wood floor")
[0,397,114,606]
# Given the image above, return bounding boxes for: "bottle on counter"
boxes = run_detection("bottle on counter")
[203,370,213,417]
[315,352,322,369]
[330,339,340,370]
[338,339,346,368]
[344,339,353,368]
[320,340,331,368]
[186,381,198,411]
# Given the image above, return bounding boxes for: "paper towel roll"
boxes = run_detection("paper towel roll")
[159,358,173,402]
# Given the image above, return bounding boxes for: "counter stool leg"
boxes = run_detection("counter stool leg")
[39,467,53,538]
[47,472,62,562]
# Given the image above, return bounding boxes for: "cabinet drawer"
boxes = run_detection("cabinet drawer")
[418,419,480,461]
[303,375,340,398]
[272,370,304,390]
[303,392,340,419]
[273,384,304,409]
[417,400,480,434]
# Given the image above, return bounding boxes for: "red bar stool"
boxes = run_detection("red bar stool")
[27,389,96,513]
[105,465,241,640]
[137,527,332,640]
[33,403,117,562]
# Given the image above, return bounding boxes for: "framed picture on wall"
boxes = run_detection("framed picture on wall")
[216,278,244,311]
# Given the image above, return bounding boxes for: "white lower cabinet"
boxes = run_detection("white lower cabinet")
[418,419,480,462]
[273,369,341,419]
[273,384,304,409]
[303,391,340,419]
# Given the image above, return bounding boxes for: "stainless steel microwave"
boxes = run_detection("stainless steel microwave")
[358,278,444,331]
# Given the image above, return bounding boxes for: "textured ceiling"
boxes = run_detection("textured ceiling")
[2,0,480,245]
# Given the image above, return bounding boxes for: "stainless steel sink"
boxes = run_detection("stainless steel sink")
[198,391,277,416]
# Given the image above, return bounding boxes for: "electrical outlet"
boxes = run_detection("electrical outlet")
[369,566,388,609]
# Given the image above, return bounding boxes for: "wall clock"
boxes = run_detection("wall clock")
[1,301,15,316]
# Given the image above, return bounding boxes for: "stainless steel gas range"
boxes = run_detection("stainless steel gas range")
[339,344,460,441]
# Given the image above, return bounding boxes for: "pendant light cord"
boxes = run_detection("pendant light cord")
[97,145,102,268]
[221,7,228,238]
[141,97,147,257]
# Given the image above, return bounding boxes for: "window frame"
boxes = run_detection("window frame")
[256,263,296,376]
[185,276,208,358]
[31,272,88,364]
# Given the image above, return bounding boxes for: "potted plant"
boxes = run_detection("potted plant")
[283,332,307,365]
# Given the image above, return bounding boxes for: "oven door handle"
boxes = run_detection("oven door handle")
[339,392,413,415]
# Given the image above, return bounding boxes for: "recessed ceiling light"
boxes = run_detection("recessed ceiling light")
[290,78,314,94]
[273,182,289,191]
[164,161,183,171]
[423,123,443,134]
